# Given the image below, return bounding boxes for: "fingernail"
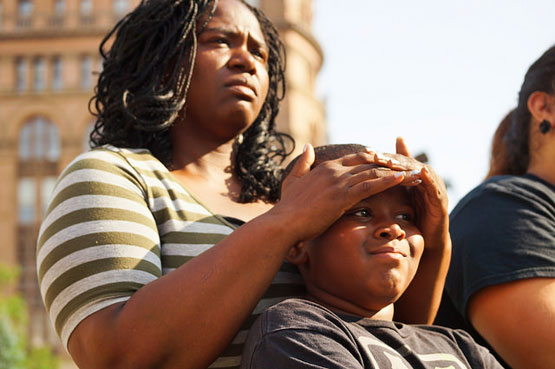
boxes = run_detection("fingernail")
[303,144,308,153]
[394,171,405,178]
[389,158,401,165]
[409,170,421,176]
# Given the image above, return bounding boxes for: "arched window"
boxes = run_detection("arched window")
[17,116,61,347]
[18,116,60,161]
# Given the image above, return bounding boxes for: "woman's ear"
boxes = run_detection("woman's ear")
[528,91,554,123]
[285,242,309,265]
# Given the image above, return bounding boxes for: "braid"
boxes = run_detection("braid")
[90,0,218,166]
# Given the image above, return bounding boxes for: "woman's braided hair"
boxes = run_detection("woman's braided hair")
[89,0,293,203]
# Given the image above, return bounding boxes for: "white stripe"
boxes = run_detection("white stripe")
[124,157,168,172]
[159,219,234,235]
[51,168,144,202]
[150,195,212,215]
[41,194,152,234]
[60,296,130,351]
[49,269,156,329]
[162,243,213,257]
[38,220,159,267]
[40,244,161,296]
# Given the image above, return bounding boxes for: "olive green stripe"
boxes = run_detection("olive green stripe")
[161,255,193,269]
[45,257,160,310]
[162,232,227,245]
[54,281,143,335]
[57,153,138,184]
[38,232,160,281]
[38,207,156,252]
[46,181,146,219]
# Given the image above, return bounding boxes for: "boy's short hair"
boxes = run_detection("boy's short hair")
[280,144,367,194]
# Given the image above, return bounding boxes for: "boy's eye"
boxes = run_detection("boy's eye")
[396,213,414,222]
[352,209,371,218]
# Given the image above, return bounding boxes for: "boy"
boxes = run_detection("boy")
[240,144,504,369]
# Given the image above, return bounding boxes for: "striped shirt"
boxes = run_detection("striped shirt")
[36,145,304,368]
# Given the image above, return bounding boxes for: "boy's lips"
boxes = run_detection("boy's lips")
[367,246,407,257]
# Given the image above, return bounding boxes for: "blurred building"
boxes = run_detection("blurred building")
[0,0,325,364]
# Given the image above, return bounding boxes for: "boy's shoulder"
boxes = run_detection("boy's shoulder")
[258,298,343,333]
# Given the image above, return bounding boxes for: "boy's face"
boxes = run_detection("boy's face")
[297,186,424,314]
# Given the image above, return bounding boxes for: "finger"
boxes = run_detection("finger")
[396,136,412,157]
[288,143,315,179]
[349,172,405,201]
[343,150,407,170]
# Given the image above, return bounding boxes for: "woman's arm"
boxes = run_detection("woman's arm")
[468,278,555,369]
[64,146,407,369]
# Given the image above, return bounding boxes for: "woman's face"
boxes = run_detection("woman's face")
[183,0,270,141]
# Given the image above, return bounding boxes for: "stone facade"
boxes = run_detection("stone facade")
[0,0,324,365]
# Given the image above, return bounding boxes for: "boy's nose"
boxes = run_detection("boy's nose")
[373,223,406,241]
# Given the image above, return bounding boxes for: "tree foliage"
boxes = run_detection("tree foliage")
[0,264,60,369]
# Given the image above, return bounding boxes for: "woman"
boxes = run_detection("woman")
[37,1,449,368]
[436,46,555,369]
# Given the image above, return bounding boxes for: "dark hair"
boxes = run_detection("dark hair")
[89,0,293,203]
[485,109,514,179]
[503,45,555,175]
[280,144,367,194]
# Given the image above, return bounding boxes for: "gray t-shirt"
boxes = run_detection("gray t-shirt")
[241,298,504,369]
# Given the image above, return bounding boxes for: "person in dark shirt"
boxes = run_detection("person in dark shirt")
[435,45,555,369]
[241,144,503,369]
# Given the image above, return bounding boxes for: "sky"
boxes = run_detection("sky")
[312,0,555,209]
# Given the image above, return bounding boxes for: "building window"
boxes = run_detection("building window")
[113,0,129,15]
[0,2,3,30]
[54,0,65,15]
[18,0,33,17]
[33,57,45,91]
[52,56,63,91]
[15,57,27,92]
[18,117,61,162]
[17,116,61,348]
[80,0,92,16]
[81,55,92,89]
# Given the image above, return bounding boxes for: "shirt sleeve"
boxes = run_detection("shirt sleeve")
[242,328,365,369]
[447,182,555,320]
[36,149,162,350]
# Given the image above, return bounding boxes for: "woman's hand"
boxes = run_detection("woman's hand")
[270,144,410,245]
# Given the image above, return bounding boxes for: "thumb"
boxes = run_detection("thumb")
[396,136,412,157]
[289,143,315,179]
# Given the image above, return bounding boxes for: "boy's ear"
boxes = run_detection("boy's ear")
[285,242,309,265]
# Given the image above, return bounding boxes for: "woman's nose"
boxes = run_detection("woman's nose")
[228,46,256,73]
[373,223,406,241]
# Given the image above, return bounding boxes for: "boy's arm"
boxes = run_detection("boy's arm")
[389,138,451,324]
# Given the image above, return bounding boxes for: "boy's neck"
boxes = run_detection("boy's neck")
[304,293,395,321]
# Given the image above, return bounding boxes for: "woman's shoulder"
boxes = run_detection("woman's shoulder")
[451,174,555,220]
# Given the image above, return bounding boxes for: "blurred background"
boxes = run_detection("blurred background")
[0,0,554,367]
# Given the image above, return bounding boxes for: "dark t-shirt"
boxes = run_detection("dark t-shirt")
[435,174,555,363]
[241,298,503,369]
